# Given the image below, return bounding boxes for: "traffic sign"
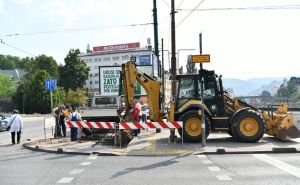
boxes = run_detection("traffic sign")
[192,54,210,63]
[45,79,57,91]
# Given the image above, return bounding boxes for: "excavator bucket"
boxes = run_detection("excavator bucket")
[262,103,300,140]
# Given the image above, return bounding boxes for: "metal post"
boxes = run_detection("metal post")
[50,91,53,111]
[201,77,206,147]
[44,117,46,141]
[199,32,206,147]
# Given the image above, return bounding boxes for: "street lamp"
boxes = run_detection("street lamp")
[177,49,195,73]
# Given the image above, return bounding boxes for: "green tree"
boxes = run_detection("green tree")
[186,55,197,74]
[58,49,89,91]
[26,54,59,79]
[13,70,66,114]
[276,80,297,98]
[0,54,16,69]
[0,74,15,97]
[261,90,271,97]
[64,88,88,107]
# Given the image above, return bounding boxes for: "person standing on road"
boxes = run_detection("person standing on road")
[52,104,63,138]
[129,100,140,136]
[8,110,23,145]
[69,105,82,141]
[140,100,147,123]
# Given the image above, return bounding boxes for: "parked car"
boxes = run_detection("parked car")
[0,113,10,131]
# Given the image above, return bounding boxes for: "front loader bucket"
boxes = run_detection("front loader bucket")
[278,126,300,140]
[263,103,300,140]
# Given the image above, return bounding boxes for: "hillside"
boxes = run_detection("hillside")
[223,77,286,96]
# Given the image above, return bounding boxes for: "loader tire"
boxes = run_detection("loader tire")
[178,110,210,142]
[231,109,265,143]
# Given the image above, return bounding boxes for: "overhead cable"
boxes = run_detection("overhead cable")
[177,4,300,12]
[176,0,206,28]
[0,39,35,56]
[0,22,153,37]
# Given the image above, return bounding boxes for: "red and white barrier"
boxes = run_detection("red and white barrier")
[119,121,183,129]
[66,120,115,129]
[65,120,183,129]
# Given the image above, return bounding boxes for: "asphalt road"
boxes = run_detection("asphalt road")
[0,116,300,185]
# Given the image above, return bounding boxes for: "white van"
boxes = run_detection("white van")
[90,96,119,109]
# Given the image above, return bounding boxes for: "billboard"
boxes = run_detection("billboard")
[93,42,140,52]
[99,65,153,96]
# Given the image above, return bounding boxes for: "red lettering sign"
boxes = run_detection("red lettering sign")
[93,42,140,52]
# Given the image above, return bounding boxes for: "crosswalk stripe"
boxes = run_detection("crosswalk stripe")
[88,155,98,160]
[80,162,91,166]
[253,154,300,179]
[216,175,232,181]
[208,166,221,172]
[57,177,74,184]
[69,169,84,174]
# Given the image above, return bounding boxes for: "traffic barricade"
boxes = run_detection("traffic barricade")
[65,120,183,146]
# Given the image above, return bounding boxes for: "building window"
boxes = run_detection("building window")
[112,56,119,61]
[103,57,110,61]
[90,81,93,84]
[94,66,98,70]
[86,59,92,63]
[122,55,129,60]
[94,73,99,77]
[89,74,93,78]
[94,58,101,62]
[95,81,99,84]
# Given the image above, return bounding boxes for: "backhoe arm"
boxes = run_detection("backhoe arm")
[121,61,164,121]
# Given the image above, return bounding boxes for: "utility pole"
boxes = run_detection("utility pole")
[199,32,206,147]
[153,0,160,77]
[169,0,177,142]
[171,0,176,97]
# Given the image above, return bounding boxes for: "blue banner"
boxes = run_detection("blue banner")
[139,55,151,65]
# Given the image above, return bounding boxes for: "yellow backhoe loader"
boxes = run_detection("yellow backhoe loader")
[120,60,300,142]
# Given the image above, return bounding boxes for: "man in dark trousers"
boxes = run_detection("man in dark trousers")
[52,104,65,138]
[8,110,23,144]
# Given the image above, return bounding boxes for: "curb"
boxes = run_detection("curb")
[23,142,300,156]
[194,147,299,155]
[22,143,120,156]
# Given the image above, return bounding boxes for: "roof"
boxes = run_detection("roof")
[0,69,26,82]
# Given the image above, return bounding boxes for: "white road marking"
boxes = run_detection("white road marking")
[216,175,232,181]
[197,155,207,159]
[57,177,74,184]
[88,155,98,160]
[253,154,300,179]
[202,160,213,164]
[80,162,91,166]
[69,169,84,175]
[208,166,221,172]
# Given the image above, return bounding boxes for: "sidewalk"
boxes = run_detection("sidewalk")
[23,129,300,156]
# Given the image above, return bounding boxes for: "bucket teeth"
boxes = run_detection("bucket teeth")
[277,126,300,140]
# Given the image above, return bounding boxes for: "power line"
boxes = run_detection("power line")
[176,0,206,28]
[160,0,170,7]
[0,39,35,56]
[177,4,300,12]
[0,22,153,37]
[177,0,186,9]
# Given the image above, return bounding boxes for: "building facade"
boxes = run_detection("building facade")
[80,42,153,92]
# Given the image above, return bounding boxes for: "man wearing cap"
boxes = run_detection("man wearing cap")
[8,110,23,144]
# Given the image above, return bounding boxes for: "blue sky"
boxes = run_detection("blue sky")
[1,0,300,79]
